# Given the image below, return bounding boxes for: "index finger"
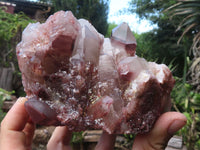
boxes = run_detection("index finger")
[95,131,116,150]
[1,97,29,131]
[47,126,72,150]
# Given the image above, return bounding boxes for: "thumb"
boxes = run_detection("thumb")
[132,112,187,150]
[47,126,72,150]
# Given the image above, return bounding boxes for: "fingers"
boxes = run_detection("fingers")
[47,126,72,150]
[48,127,116,150]
[95,131,116,150]
[0,97,35,150]
[1,97,29,131]
[132,112,187,150]
[23,121,36,146]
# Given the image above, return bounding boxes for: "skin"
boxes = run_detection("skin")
[0,97,187,150]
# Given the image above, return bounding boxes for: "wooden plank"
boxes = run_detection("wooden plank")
[2,100,16,112]
[83,130,103,135]
[165,145,187,150]
[83,130,102,142]
[167,136,183,149]
[165,136,187,150]
[84,135,101,142]
[0,68,13,91]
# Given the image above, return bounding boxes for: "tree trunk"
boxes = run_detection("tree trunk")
[0,67,13,91]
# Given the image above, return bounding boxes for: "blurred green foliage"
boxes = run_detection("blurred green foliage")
[0,8,29,42]
[128,0,193,78]
[171,78,200,150]
[47,0,109,36]
[0,7,34,97]
[105,22,118,37]
[71,131,84,144]
[0,88,13,121]
[0,7,34,68]
[0,1,199,148]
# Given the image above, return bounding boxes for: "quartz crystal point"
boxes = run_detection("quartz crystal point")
[111,22,137,56]
[16,11,175,134]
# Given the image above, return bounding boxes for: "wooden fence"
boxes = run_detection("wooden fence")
[0,67,14,91]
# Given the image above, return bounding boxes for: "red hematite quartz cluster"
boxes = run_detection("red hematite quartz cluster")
[16,11,175,134]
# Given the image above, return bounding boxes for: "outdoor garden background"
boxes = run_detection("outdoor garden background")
[0,0,200,150]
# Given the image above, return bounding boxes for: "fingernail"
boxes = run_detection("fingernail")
[17,97,27,103]
[168,119,186,135]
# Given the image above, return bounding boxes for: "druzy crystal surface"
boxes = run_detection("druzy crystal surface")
[16,11,175,134]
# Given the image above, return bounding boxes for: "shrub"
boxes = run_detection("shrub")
[0,88,13,121]
[171,78,200,150]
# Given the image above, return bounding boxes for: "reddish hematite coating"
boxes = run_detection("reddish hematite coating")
[16,11,175,134]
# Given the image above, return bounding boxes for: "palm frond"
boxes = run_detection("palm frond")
[178,23,197,44]
[165,0,200,92]
[192,31,200,56]
[179,13,199,28]
[164,2,182,12]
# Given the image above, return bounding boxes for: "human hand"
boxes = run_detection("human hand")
[0,97,35,150]
[47,112,187,150]
[96,112,187,150]
[0,97,187,150]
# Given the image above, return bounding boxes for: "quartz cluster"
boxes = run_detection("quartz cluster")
[16,11,175,134]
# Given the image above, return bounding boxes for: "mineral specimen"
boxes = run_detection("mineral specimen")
[16,11,175,134]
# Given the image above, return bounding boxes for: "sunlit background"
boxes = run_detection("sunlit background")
[0,0,200,150]
[32,0,157,33]
[108,0,157,33]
